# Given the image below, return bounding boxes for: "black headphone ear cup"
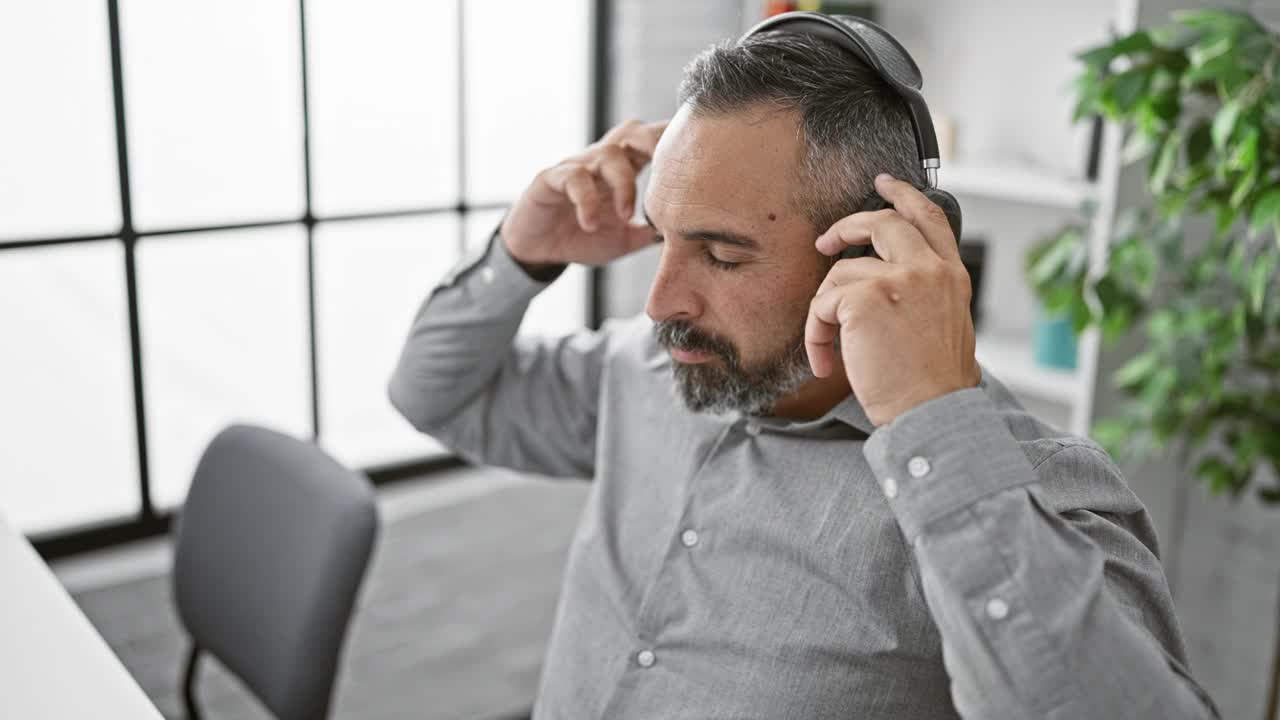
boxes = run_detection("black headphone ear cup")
[922,188,963,243]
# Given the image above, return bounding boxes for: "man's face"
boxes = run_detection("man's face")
[644,103,831,415]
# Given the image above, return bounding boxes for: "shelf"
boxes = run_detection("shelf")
[975,331,1081,406]
[941,162,1095,210]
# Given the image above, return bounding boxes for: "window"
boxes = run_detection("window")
[0,0,596,540]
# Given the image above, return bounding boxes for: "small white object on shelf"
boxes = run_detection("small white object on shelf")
[942,162,1095,210]
[975,331,1081,406]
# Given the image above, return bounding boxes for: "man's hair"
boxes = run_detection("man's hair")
[677,29,926,234]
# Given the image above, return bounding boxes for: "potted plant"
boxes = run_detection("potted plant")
[1070,8,1280,501]
[1067,9,1280,718]
[1023,201,1154,372]
[1025,220,1088,370]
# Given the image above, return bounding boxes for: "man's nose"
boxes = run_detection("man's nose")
[644,245,703,324]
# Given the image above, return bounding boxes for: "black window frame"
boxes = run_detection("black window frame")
[11,0,613,559]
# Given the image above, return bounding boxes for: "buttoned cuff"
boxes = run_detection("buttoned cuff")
[435,223,560,311]
[863,387,1036,543]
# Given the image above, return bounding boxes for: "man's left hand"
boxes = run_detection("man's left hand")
[806,173,981,427]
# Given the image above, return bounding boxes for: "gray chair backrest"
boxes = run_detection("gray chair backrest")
[172,424,379,720]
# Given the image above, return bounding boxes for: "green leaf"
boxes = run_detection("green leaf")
[1195,454,1235,495]
[1076,30,1154,67]
[1071,72,1104,122]
[1249,186,1280,236]
[1185,121,1212,166]
[1109,69,1151,114]
[1215,202,1238,237]
[1174,8,1263,36]
[1230,165,1259,208]
[1122,131,1157,164]
[1183,52,1236,88]
[1188,35,1234,68]
[1147,309,1177,341]
[1212,99,1242,150]
[1149,132,1180,194]
[1114,351,1160,389]
[1248,252,1276,313]
[1228,127,1260,171]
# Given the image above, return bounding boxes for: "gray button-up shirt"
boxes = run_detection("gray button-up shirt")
[389,235,1219,719]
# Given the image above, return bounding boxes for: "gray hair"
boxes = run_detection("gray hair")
[677,29,926,234]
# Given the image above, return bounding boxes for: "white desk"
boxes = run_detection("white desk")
[0,513,163,719]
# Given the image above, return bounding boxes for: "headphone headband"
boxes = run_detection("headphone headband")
[739,11,941,187]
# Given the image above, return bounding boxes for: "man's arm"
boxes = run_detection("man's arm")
[387,232,606,478]
[863,387,1220,720]
[389,119,665,478]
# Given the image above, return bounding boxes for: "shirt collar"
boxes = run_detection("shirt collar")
[785,361,994,437]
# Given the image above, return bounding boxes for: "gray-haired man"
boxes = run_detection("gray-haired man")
[390,29,1217,719]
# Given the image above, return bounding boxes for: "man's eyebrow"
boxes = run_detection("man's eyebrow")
[643,209,762,251]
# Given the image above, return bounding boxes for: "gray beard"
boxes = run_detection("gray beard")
[654,320,814,416]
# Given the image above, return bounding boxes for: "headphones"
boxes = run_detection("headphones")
[738,11,963,260]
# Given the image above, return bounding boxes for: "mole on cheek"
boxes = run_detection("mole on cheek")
[767,212,777,221]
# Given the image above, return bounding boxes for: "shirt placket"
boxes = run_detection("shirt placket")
[598,420,737,716]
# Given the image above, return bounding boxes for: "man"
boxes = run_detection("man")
[390,29,1218,720]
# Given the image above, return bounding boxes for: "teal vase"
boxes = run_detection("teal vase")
[1032,306,1078,370]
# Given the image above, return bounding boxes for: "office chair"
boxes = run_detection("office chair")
[171,424,379,720]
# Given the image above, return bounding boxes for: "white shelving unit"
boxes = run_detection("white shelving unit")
[975,331,1081,406]
[942,162,1095,210]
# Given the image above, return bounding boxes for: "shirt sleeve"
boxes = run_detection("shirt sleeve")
[862,387,1221,720]
[387,227,608,479]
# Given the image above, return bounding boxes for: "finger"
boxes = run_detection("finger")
[599,118,642,144]
[805,287,846,379]
[622,221,659,253]
[599,119,667,161]
[815,210,930,264]
[592,146,638,220]
[619,120,667,164]
[546,163,603,232]
[872,173,960,260]
[813,256,890,298]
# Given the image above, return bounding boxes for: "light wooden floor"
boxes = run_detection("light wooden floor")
[66,469,589,720]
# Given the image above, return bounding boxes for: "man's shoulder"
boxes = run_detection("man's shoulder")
[978,366,1106,465]
[980,366,1143,517]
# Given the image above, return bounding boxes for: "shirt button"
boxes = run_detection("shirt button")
[986,597,1010,621]
[908,455,931,478]
[478,266,496,284]
[681,529,699,547]
[636,649,656,668]
[744,421,761,436]
[882,476,898,499]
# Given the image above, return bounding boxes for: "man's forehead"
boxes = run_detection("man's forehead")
[653,105,800,179]
[646,104,802,231]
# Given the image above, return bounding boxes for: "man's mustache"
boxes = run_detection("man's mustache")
[653,320,738,366]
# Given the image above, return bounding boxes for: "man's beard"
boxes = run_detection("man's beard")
[653,319,813,416]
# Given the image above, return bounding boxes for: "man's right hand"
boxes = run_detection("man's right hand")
[501,119,666,272]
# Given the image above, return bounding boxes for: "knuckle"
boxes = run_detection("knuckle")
[596,143,627,163]
[953,266,973,296]
[897,267,923,286]
[922,202,949,226]
[557,159,586,174]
